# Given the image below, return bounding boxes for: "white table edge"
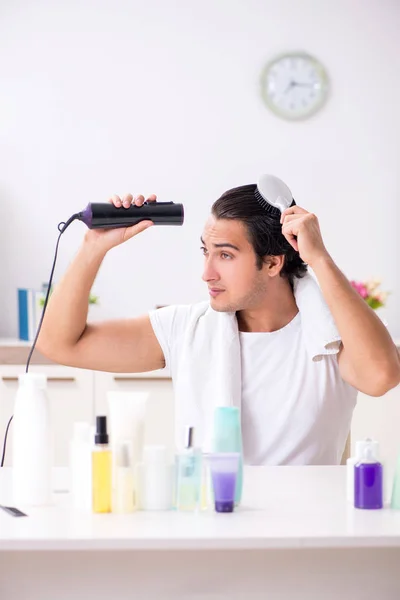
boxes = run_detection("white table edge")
[2,536,400,552]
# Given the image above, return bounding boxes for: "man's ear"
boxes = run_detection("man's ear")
[263,255,285,277]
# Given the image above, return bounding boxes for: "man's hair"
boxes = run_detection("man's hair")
[211,183,307,287]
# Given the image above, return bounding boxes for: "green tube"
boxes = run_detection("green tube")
[212,407,243,505]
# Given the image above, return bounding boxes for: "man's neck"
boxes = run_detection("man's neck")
[236,283,299,333]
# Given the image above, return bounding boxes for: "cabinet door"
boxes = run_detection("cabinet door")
[352,384,399,465]
[0,365,94,467]
[94,371,175,459]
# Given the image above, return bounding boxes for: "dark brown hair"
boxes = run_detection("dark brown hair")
[211,183,307,287]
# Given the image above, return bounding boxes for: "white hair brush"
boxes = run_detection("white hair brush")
[255,174,296,215]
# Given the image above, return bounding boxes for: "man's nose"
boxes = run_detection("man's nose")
[202,258,219,283]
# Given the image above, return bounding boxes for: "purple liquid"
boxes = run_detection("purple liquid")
[354,462,383,509]
[211,471,237,513]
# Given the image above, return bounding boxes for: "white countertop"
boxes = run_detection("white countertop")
[1,466,400,552]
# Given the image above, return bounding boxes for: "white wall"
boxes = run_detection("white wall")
[0,0,399,338]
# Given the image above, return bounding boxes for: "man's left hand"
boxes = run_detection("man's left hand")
[280,206,329,267]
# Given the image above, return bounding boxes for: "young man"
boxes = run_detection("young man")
[37,185,400,465]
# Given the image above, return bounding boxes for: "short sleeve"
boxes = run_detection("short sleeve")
[148,304,193,374]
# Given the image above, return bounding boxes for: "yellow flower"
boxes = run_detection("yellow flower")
[365,279,381,294]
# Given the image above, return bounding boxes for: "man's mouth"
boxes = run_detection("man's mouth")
[209,288,225,298]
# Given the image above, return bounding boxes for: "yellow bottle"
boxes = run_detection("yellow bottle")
[92,416,112,513]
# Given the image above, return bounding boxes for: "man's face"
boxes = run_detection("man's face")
[201,215,270,312]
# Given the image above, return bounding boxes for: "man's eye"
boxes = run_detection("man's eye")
[200,246,208,255]
[221,253,232,260]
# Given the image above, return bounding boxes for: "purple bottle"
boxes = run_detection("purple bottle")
[354,444,383,510]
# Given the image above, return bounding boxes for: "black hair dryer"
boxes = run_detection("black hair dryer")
[76,201,184,229]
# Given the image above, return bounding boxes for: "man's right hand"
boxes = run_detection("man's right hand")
[84,193,156,253]
[37,191,165,374]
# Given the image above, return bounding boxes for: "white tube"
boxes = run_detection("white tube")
[107,391,148,508]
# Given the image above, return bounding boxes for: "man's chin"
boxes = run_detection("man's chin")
[209,297,235,313]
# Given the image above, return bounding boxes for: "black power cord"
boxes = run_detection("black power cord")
[0,214,79,468]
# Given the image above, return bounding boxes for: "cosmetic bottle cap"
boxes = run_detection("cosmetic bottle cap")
[18,373,47,390]
[362,446,375,463]
[359,439,380,464]
[355,438,379,460]
[143,445,167,464]
[94,416,109,445]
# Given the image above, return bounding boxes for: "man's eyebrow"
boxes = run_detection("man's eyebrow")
[200,237,240,251]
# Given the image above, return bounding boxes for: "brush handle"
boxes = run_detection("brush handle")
[79,202,184,229]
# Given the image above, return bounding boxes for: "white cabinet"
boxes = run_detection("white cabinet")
[94,370,175,460]
[0,365,94,467]
[0,364,174,467]
[1,355,400,470]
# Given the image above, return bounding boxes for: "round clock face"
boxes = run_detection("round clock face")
[260,52,329,121]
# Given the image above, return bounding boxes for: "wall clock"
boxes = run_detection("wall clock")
[260,52,329,120]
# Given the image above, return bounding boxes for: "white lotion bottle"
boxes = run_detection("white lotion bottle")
[69,422,92,511]
[12,373,53,506]
[347,438,380,504]
[136,445,174,511]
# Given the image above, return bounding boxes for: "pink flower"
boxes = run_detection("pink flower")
[350,278,388,309]
[350,281,368,299]
[358,284,368,299]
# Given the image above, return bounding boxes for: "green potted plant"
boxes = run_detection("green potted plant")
[39,289,99,307]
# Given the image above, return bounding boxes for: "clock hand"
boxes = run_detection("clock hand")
[284,80,296,94]
[291,81,316,88]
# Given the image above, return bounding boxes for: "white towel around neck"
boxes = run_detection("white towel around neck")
[172,271,342,450]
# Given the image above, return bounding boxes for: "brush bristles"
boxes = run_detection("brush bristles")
[254,188,282,217]
[254,188,296,217]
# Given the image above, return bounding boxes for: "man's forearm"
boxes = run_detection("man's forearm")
[310,253,400,380]
[37,240,106,353]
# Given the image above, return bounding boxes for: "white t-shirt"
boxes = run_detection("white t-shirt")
[149,304,358,466]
